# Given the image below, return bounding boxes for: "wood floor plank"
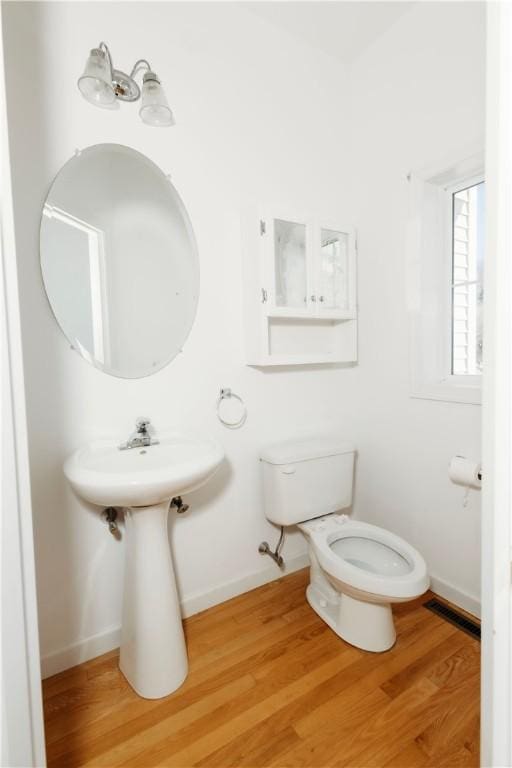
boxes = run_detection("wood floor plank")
[42,568,480,768]
[130,650,361,767]
[193,654,388,768]
[186,578,308,649]
[425,744,477,767]
[42,649,120,698]
[415,690,480,760]
[267,620,457,767]
[294,619,457,739]
[336,673,479,768]
[382,742,429,767]
[47,632,316,761]
[335,677,442,767]
[425,640,480,689]
[266,687,392,768]
[254,612,475,768]
[45,611,319,752]
[67,622,348,767]
[381,632,470,699]
[233,725,302,768]
[51,675,255,768]
[185,569,308,630]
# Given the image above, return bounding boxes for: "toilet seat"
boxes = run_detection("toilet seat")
[300,516,429,600]
[330,537,412,577]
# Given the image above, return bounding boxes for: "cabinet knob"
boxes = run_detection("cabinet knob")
[310,295,317,302]
[319,295,325,303]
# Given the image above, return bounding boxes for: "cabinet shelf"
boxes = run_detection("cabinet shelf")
[264,307,356,321]
[249,353,349,367]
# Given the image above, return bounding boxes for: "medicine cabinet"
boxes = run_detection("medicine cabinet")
[243,212,358,366]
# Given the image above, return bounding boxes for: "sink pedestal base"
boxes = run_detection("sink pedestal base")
[119,501,188,699]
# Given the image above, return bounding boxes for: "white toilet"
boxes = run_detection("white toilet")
[260,438,429,652]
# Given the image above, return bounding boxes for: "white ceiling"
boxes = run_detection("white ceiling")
[244,2,414,66]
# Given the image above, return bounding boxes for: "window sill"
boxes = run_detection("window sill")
[410,376,481,405]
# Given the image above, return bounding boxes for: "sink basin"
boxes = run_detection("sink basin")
[63,430,224,700]
[64,432,224,508]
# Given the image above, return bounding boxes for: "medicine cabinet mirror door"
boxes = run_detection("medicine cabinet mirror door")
[264,216,312,315]
[40,143,199,379]
[315,224,357,319]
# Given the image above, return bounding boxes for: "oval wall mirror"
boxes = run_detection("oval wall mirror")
[40,144,199,378]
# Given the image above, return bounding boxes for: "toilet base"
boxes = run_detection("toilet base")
[306,582,396,653]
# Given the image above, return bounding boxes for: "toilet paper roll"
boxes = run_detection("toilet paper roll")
[449,455,482,490]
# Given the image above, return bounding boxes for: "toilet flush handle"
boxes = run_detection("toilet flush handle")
[281,465,296,475]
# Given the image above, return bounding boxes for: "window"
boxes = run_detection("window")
[408,151,484,405]
[450,179,485,376]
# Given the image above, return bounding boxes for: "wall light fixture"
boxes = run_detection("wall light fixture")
[77,42,175,127]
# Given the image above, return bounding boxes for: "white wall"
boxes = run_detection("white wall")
[2,1,356,674]
[3,0,485,676]
[346,1,485,614]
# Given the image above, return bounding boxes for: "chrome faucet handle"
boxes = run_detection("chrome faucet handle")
[119,417,158,450]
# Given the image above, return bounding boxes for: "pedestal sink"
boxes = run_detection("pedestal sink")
[64,432,224,699]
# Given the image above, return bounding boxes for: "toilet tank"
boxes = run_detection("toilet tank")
[260,437,355,526]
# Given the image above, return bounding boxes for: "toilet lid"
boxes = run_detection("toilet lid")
[330,536,413,577]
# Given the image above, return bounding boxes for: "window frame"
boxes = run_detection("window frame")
[408,151,484,406]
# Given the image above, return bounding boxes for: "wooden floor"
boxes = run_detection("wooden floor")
[42,569,480,767]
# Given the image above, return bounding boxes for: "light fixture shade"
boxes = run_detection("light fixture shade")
[78,48,116,107]
[139,73,175,127]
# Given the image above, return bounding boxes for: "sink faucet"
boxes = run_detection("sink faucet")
[119,417,159,451]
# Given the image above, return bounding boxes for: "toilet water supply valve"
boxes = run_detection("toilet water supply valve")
[102,507,118,535]
[259,526,285,568]
[171,496,189,514]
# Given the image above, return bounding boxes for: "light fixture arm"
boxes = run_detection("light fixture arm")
[98,41,114,78]
[130,59,152,81]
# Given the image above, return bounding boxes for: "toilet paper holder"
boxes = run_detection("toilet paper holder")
[449,456,482,489]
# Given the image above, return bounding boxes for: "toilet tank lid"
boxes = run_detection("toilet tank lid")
[260,437,355,465]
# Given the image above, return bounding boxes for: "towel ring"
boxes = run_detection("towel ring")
[216,388,247,429]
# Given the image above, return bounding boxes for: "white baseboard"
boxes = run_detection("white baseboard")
[41,562,478,679]
[180,551,309,618]
[429,574,481,619]
[41,625,121,679]
[41,552,310,679]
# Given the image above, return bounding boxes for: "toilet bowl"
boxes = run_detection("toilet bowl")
[298,514,429,651]
[260,437,429,652]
